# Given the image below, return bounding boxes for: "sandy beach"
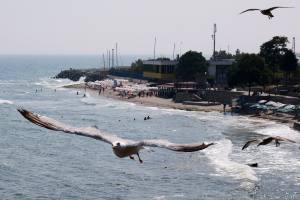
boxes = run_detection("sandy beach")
[67,83,228,112]
[66,83,298,129]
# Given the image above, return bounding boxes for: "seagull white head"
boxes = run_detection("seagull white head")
[112,142,122,149]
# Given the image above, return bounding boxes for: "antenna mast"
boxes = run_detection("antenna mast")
[111,49,114,68]
[212,23,217,60]
[102,53,106,70]
[108,50,111,69]
[115,43,118,67]
[153,37,157,59]
[292,37,296,53]
[172,43,176,59]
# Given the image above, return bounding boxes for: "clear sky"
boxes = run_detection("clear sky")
[0,0,299,56]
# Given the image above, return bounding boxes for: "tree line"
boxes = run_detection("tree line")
[130,36,299,95]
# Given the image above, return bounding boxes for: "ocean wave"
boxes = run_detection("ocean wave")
[34,77,85,90]
[79,92,136,109]
[254,123,300,142]
[0,99,14,105]
[203,139,258,189]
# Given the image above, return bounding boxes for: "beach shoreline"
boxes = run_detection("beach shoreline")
[67,83,298,129]
[67,83,228,112]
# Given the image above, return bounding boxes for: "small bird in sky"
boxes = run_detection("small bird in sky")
[242,136,296,150]
[18,108,215,163]
[240,7,294,19]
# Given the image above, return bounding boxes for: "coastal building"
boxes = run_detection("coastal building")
[208,59,235,86]
[142,60,178,82]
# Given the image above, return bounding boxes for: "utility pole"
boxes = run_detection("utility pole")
[111,49,114,68]
[292,37,296,54]
[153,37,157,60]
[212,23,217,60]
[108,50,111,69]
[172,43,176,60]
[102,53,106,70]
[115,43,118,67]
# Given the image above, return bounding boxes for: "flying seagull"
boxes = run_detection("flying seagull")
[17,108,214,163]
[242,136,296,150]
[240,7,294,19]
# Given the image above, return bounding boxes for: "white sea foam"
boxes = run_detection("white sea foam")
[255,123,300,142]
[0,99,14,105]
[204,139,258,189]
[153,196,166,200]
[79,92,136,109]
[34,77,85,90]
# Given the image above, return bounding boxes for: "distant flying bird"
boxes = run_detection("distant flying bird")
[242,136,296,150]
[18,108,214,163]
[239,7,294,19]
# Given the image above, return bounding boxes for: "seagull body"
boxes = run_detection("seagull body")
[242,136,296,150]
[240,7,294,19]
[18,109,214,163]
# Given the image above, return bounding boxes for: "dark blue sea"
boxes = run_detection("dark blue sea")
[0,55,300,200]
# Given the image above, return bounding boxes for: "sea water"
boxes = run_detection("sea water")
[0,55,300,199]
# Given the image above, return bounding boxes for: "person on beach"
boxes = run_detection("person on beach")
[147,116,151,120]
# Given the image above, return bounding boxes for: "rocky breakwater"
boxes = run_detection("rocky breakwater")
[55,68,108,82]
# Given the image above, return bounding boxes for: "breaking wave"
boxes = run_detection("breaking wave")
[204,139,258,189]
[34,77,85,90]
[0,99,14,105]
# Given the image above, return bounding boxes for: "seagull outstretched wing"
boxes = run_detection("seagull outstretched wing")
[18,108,214,155]
[17,108,127,145]
[137,139,214,152]
[266,6,294,12]
[242,139,260,150]
[240,9,260,14]
[274,136,296,143]
[242,136,296,150]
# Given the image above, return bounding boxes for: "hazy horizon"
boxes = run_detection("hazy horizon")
[0,0,299,56]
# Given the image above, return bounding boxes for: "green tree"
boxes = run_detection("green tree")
[280,49,298,82]
[227,54,270,96]
[213,50,233,59]
[259,67,273,91]
[175,51,208,81]
[131,59,144,72]
[260,36,289,75]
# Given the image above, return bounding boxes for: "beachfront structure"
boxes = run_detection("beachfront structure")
[208,59,235,86]
[175,82,198,92]
[157,83,175,98]
[142,60,178,81]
